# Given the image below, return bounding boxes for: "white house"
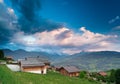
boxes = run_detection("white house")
[19,57,50,74]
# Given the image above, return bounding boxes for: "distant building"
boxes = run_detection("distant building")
[53,65,62,71]
[59,66,80,77]
[5,56,14,63]
[98,71,107,76]
[5,56,13,61]
[19,57,50,74]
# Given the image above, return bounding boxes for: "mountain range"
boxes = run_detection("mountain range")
[3,49,120,71]
[53,51,120,71]
[3,49,67,61]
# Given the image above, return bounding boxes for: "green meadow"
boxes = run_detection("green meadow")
[0,65,99,84]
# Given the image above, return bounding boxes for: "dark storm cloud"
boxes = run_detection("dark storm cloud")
[10,0,64,33]
[10,0,41,21]
[0,2,17,44]
[0,20,17,44]
[0,0,63,50]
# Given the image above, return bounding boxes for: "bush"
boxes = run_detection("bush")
[115,69,120,84]
[79,71,87,78]
[109,69,116,83]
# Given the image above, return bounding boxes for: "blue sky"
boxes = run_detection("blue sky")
[40,0,120,32]
[0,0,120,54]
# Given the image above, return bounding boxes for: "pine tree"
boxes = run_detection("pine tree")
[0,50,4,59]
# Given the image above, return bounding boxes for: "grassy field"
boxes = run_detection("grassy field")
[0,65,100,84]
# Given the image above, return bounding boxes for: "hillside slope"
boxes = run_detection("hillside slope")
[0,65,99,84]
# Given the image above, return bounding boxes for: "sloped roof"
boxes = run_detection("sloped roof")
[20,60,45,67]
[61,66,80,73]
[20,57,49,67]
[54,65,62,69]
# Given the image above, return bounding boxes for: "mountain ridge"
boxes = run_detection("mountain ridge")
[53,51,120,71]
[2,49,68,61]
[2,49,120,71]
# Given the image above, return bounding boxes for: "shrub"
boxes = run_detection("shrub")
[79,71,87,78]
[109,69,116,82]
[115,69,120,84]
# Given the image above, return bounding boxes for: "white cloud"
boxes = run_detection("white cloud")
[12,27,119,54]
[0,2,18,30]
[12,32,37,46]
[7,8,14,15]
[109,16,120,24]
[0,0,3,3]
[113,26,120,30]
[62,49,82,55]
[7,7,17,20]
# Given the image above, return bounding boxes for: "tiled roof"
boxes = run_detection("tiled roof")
[21,60,45,67]
[61,66,80,73]
[20,57,49,67]
[26,57,49,63]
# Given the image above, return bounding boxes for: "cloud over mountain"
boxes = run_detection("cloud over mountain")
[11,27,118,54]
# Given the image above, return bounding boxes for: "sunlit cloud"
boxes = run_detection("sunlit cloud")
[8,8,14,14]
[11,27,119,54]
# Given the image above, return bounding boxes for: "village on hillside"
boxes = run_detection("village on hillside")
[3,56,81,77]
[0,53,120,84]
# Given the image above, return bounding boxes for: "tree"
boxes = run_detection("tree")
[109,69,116,82]
[115,69,120,84]
[0,50,4,59]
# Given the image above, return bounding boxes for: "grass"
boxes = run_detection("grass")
[0,65,100,84]
[0,60,5,62]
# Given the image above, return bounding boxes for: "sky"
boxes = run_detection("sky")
[0,0,120,54]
